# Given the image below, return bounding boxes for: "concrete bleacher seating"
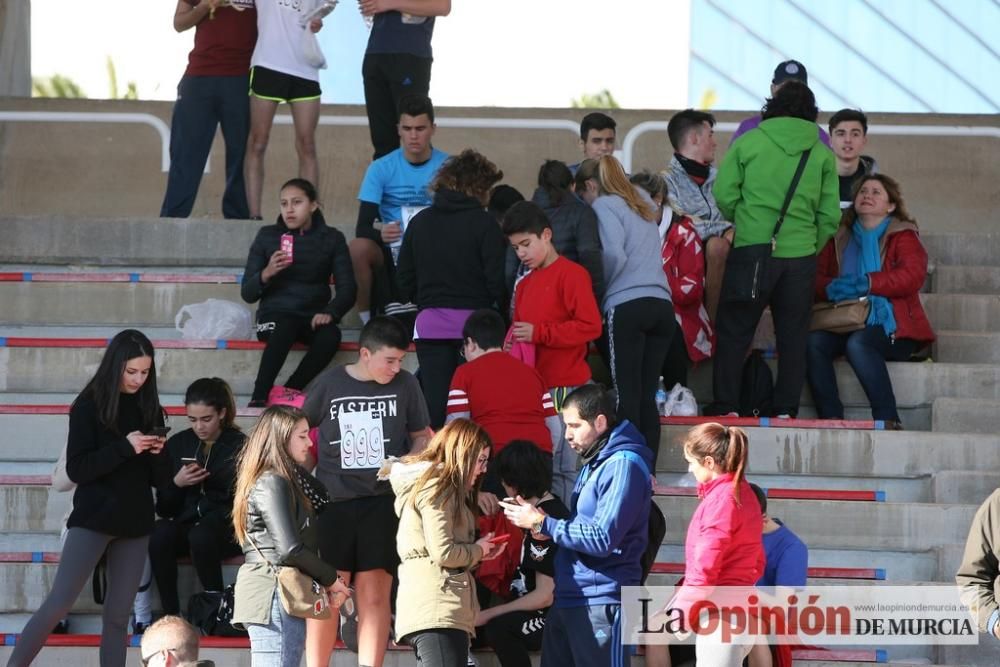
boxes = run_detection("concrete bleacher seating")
[3,103,1000,665]
[4,221,1000,665]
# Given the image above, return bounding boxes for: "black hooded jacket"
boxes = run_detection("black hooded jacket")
[396,189,508,313]
[241,210,357,323]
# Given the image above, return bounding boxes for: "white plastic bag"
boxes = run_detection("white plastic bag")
[301,29,327,69]
[663,383,698,417]
[175,299,253,341]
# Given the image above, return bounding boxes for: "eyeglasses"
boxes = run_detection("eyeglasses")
[141,648,178,666]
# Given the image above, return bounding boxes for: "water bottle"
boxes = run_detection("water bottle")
[655,378,668,417]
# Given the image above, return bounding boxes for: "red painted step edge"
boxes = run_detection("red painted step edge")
[647,562,881,580]
[661,416,878,430]
[18,636,884,662]
[653,486,880,502]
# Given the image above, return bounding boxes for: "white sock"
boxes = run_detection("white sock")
[359,310,371,324]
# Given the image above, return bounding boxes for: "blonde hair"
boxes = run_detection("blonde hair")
[683,423,750,504]
[403,419,491,517]
[596,156,657,222]
[232,405,310,544]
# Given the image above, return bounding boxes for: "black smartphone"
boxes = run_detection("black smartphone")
[149,426,171,438]
[180,456,200,467]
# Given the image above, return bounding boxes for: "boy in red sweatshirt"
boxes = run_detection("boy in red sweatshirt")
[502,201,603,503]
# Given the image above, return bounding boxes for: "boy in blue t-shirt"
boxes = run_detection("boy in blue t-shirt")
[749,483,808,667]
[349,95,448,325]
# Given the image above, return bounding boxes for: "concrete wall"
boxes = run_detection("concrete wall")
[0,1,30,97]
[0,98,997,236]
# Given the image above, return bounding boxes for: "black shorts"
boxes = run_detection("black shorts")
[249,66,321,103]
[317,494,399,574]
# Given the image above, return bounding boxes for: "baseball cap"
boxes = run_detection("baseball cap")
[772,60,808,86]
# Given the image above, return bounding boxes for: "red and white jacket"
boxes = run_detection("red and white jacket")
[661,216,715,363]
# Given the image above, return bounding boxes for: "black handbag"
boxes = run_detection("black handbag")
[187,585,247,637]
[723,149,812,302]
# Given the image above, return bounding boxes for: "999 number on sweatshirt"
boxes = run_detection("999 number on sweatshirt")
[338,410,385,469]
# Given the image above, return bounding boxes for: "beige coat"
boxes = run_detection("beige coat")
[388,461,484,641]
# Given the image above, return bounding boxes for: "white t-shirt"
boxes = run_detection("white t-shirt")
[251,0,322,82]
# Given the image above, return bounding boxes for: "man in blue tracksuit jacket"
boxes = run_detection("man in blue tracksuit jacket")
[502,384,653,667]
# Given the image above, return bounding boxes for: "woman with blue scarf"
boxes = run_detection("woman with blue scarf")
[806,174,935,428]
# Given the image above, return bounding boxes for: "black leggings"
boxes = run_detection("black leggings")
[148,514,242,615]
[485,610,546,667]
[414,338,463,429]
[605,297,676,465]
[405,628,469,667]
[253,315,342,401]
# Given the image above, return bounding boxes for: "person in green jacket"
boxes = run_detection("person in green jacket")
[707,81,840,418]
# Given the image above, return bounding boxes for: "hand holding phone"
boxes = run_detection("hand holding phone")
[174,459,210,488]
[148,426,171,438]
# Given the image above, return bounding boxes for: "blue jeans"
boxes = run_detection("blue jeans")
[806,326,917,421]
[247,591,306,667]
[160,74,250,219]
[540,604,625,667]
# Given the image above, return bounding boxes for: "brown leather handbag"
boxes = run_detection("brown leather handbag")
[809,297,871,334]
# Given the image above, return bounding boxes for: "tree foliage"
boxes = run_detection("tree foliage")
[571,89,620,109]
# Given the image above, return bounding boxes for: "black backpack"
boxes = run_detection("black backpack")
[187,586,247,637]
[739,350,774,417]
[616,451,667,583]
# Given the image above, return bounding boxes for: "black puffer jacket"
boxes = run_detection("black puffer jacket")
[155,427,245,524]
[396,188,508,312]
[505,187,605,301]
[241,210,357,324]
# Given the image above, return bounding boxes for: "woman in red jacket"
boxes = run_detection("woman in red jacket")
[671,423,764,666]
[806,174,935,428]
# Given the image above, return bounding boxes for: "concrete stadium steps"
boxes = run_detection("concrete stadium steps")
[0,345,418,395]
[933,331,1000,363]
[0,481,975,552]
[2,217,258,266]
[686,359,1000,414]
[932,397,1000,434]
[0,643,461,667]
[931,265,1000,294]
[3,343,993,412]
[658,426,1000,478]
[0,561,240,615]
[652,497,975,552]
[922,232,1000,268]
[0,649,790,667]
[647,543,943,582]
[919,294,1000,333]
[657,471,920,502]
[1,281,244,327]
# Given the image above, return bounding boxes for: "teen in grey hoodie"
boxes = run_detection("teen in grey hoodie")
[576,157,676,464]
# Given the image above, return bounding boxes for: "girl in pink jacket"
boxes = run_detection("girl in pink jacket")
[673,423,765,666]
